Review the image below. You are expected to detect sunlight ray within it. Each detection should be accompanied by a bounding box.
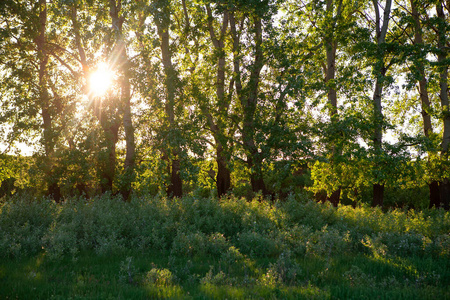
[89,62,113,97]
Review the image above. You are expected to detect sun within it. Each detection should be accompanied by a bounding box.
[89,63,113,97]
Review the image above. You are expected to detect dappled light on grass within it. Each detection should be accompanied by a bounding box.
[144,284,185,299]
[200,284,247,299]
[199,279,331,299]
[0,194,449,299]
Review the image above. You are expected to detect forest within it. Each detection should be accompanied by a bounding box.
[1,1,450,298]
[0,0,450,209]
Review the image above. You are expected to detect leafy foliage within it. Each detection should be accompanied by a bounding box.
[0,194,449,299]
[1,194,449,261]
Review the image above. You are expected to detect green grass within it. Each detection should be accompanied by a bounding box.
[1,194,449,299]
[1,251,448,299]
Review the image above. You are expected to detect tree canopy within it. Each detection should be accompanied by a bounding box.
[0,0,449,209]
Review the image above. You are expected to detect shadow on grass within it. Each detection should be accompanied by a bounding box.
[1,250,449,300]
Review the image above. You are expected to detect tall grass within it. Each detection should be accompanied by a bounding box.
[1,193,449,299]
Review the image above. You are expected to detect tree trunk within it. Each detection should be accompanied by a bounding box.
[410,0,433,137]
[372,183,384,207]
[246,152,269,197]
[251,176,268,197]
[372,75,384,152]
[216,145,231,198]
[411,0,438,208]
[436,1,450,210]
[71,5,121,196]
[325,0,342,115]
[440,180,450,210]
[248,156,269,197]
[315,190,327,203]
[37,0,61,202]
[99,125,119,193]
[371,0,392,207]
[109,0,136,201]
[167,159,182,198]
[372,76,385,207]
[324,0,343,206]
[205,6,232,197]
[121,76,135,200]
[328,188,341,207]
[230,13,268,196]
[429,181,441,208]
[155,4,183,198]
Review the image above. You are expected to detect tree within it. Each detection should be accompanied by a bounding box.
[229,1,279,197]
[202,2,233,197]
[0,0,74,200]
[287,0,373,205]
[2,0,448,207]
[322,0,343,204]
[36,0,62,200]
[140,0,187,198]
[69,2,117,193]
[435,0,450,210]
[109,0,136,200]
[369,0,392,207]
[404,0,441,207]
[67,0,138,197]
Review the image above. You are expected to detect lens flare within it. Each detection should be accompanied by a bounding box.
[89,63,112,97]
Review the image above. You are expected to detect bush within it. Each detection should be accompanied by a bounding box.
[144,266,176,286]
[235,230,282,258]
[171,231,207,257]
[265,250,302,285]
[306,225,352,257]
[0,193,449,263]
[0,197,55,257]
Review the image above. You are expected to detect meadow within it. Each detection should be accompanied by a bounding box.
[1,194,449,299]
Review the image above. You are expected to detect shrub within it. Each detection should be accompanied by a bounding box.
[282,197,337,230]
[205,233,230,256]
[306,225,352,257]
[170,231,207,257]
[200,267,229,286]
[361,234,388,259]
[265,250,302,285]
[218,246,253,277]
[0,197,55,257]
[380,232,425,257]
[235,230,282,258]
[434,234,450,258]
[118,256,138,284]
[1,193,449,263]
[42,220,80,260]
[277,224,312,256]
[144,266,176,286]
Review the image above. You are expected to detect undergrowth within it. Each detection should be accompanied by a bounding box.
[0,193,449,299]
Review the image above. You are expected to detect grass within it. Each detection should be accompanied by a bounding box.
[1,251,448,299]
[1,193,449,299]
